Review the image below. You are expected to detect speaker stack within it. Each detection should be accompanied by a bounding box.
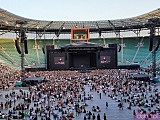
[15,38,21,54]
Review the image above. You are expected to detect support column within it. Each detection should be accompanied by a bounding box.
[121,37,124,63]
[20,28,25,83]
[148,18,157,78]
[16,20,27,83]
[152,50,156,77]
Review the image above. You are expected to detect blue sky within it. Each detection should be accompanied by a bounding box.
[0,0,160,21]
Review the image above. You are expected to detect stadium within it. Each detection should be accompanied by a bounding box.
[0,7,160,120]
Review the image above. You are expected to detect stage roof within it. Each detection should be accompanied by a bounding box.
[0,8,160,33]
[61,42,103,49]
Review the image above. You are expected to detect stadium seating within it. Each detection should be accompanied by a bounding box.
[55,39,70,48]
[0,39,21,69]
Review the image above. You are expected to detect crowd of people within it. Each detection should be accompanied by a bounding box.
[0,64,20,90]
[0,64,160,120]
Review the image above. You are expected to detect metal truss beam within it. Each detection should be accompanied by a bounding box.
[108,20,120,37]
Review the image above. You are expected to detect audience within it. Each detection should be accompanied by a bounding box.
[0,64,160,120]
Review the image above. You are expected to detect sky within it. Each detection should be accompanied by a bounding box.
[0,0,160,21]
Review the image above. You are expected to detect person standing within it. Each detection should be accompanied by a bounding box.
[106,102,108,109]
[104,113,107,120]
[84,115,87,120]
[97,113,100,120]
[92,113,96,120]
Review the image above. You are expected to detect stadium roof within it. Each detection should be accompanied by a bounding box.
[0,8,160,34]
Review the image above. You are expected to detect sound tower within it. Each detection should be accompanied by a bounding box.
[149,36,153,51]
[108,44,118,68]
[99,31,101,38]
[24,37,28,54]
[46,45,55,69]
[118,45,121,52]
[21,30,28,54]
[149,26,155,51]
[42,47,45,54]
[15,38,21,54]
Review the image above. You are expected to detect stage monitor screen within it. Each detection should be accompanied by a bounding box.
[54,57,65,65]
[71,28,90,40]
[100,56,111,64]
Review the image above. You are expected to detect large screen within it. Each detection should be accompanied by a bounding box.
[100,56,111,64]
[54,57,65,65]
[71,28,90,40]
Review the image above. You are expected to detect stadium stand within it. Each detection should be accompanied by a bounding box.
[0,36,159,70]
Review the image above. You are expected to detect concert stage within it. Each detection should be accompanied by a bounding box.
[25,42,141,71]
[46,42,117,70]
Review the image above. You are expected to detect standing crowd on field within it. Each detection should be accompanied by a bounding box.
[0,64,160,120]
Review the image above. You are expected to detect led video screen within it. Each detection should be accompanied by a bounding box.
[71,28,90,40]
